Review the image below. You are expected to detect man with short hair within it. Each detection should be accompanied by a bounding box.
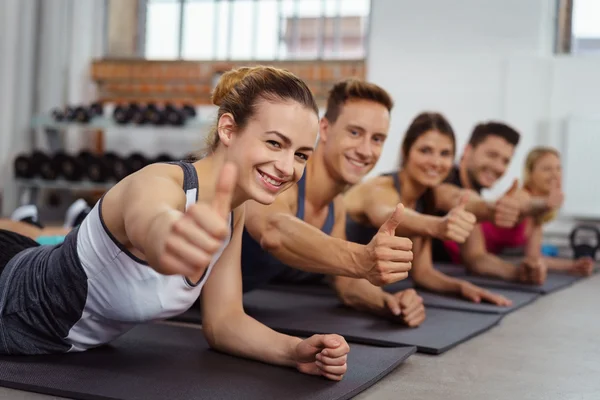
[241,79,426,327]
[431,121,550,284]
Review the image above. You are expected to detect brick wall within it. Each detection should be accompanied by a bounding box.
[90,59,366,106]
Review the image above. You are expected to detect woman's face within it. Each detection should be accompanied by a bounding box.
[404,130,454,188]
[529,153,561,194]
[225,99,318,205]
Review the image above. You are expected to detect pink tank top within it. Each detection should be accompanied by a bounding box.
[442,220,528,263]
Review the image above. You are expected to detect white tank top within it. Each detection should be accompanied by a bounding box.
[65,162,231,351]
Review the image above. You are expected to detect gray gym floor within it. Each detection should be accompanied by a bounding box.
[0,273,598,400]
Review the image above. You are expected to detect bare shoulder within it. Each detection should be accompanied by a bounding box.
[101,163,188,245]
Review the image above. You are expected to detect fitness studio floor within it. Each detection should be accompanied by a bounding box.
[1,271,597,400]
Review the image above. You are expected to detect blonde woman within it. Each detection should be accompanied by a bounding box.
[480,147,593,276]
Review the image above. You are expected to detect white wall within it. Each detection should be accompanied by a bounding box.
[366,0,600,236]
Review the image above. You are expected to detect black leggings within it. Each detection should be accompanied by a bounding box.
[0,229,39,274]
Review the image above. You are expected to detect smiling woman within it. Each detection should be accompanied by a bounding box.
[344,111,512,307]
[0,64,354,383]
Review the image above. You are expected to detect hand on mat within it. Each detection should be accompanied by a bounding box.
[363,204,413,286]
[459,281,513,306]
[157,162,237,276]
[517,257,547,285]
[384,289,426,327]
[436,192,476,243]
[493,179,521,228]
[569,257,594,277]
[295,334,349,381]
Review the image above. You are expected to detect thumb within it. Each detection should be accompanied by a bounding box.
[211,162,238,219]
[457,191,470,209]
[384,294,401,316]
[379,203,405,235]
[505,178,519,196]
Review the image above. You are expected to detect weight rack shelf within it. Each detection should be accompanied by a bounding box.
[15,179,115,191]
[31,115,212,131]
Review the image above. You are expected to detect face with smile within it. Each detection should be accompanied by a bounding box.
[222,99,318,204]
[320,99,390,185]
[404,130,455,187]
[463,135,516,189]
[528,152,562,194]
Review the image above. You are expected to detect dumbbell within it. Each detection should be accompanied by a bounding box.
[164,103,186,126]
[79,151,112,183]
[113,104,132,124]
[145,103,166,126]
[51,108,65,122]
[35,151,58,180]
[89,102,103,117]
[569,225,600,260]
[154,153,173,163]
[104,152,130,181]
[52,151,85,181]
[182,103,197,119]
[126,153,149,174]
[14,153,34,178]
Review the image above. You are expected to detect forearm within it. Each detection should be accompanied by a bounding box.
[332,276,387,315]
[204,309,301,367]
[464,253,519,281]
[465,200,495,223]
[543,257,575,271]
[262,213,363,278]
[523,197,550,217]
[412,268,463,295]
[394,209,441,238]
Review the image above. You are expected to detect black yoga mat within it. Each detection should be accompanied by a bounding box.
[458,271,584,294]
[242,290,502,355]
[409,289,539,314]
[0,323,415,400]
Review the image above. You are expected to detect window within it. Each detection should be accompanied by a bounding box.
[143,0,371,60]
[571,0,600,54]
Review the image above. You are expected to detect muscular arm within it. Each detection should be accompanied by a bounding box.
[202,206,302,367]
[359,183,442,238]
[460,225,520,280]
[106,164,187,271]
[434,184,494,222]
[244,192,365,278]
[410,236,464,295]
[526,219,580,272]
[329,206,389,315]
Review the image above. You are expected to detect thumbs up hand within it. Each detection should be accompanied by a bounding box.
[435,191,477,243]
[493,178,521,228]
[362,204,414,286]
[156,162,238,277]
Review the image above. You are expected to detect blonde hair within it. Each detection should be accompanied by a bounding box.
[203,65,318,154]
[523,146,561,224]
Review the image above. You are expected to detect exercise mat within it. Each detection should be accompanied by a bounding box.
[458,271,584,294]
[243,290,503,354]
[411,288,539,314]
[267,280,538,315]
[0,323,415,400]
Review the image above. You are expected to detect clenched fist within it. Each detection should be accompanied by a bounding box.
[516,257,548,285]
[295,334,350,381]
[383,288,426,327]
[568,257,594,277]
[436,192,477,243]
[157,162,237,277]
[362,204,413,286]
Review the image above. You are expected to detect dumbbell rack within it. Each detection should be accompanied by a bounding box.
[3,112,212,217]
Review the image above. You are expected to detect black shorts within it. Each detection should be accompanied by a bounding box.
[0,229,39,273]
